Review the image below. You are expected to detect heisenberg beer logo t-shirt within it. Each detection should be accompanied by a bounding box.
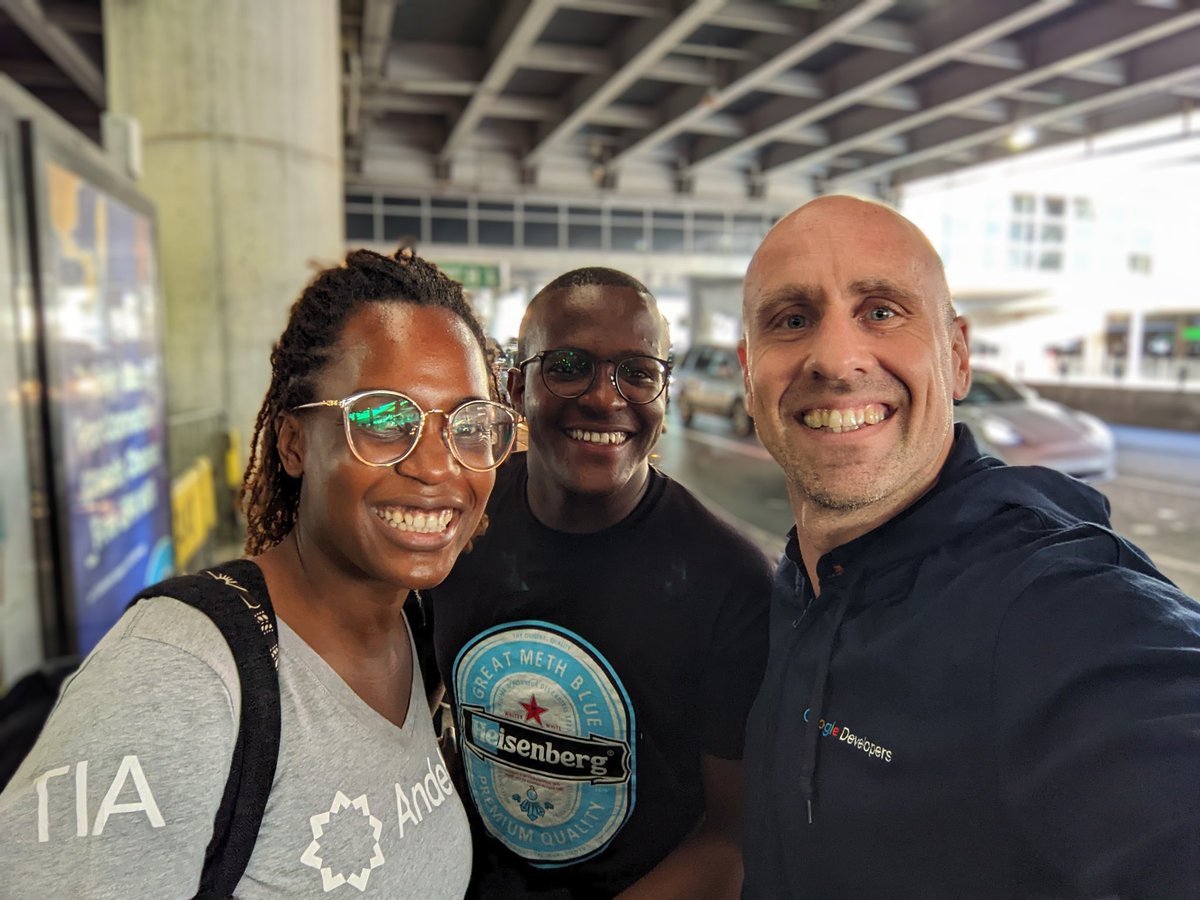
[454,621,635,866]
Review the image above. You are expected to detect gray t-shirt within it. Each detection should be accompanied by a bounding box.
[0,597,471,898]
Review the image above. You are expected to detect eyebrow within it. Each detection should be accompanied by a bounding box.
[750,284,824,325]
[847,278,921,305]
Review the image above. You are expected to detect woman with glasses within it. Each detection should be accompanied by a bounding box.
[0,247,516,897]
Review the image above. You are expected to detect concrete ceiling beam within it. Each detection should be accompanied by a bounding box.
[688,0,1075,176]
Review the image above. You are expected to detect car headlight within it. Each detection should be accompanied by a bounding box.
[980,415,1023,447]
[1073,411,1114,448]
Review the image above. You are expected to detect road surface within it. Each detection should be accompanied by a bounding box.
[653,415,1200,599]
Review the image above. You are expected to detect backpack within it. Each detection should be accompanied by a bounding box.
[0,657,80,789]
[0,558,280,900]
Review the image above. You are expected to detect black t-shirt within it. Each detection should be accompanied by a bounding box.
[428,453,772,898]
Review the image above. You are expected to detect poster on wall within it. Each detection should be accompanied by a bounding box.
[36,153,174,654]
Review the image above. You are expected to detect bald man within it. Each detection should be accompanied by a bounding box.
[738,196,1200,897]
[428,267,771,898]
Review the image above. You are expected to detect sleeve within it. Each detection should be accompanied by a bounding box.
[0,599,239,900]
[992,560,1200,898]
[700,543,774,760]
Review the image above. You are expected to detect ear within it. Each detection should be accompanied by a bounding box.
[950,316,971,401]
[507,367,527,413]
[277,412,306,478]
[737,338,755,411]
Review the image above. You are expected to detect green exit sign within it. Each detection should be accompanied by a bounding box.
[1182,326,1200,342]
[439,262,501,289]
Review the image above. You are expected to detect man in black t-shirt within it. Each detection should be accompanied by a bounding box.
[427,268,772,899]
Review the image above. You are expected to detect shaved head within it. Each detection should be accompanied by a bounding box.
[746,196,955,327]
[519,267,667,359]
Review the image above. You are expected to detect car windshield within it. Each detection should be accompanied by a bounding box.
[962,371,1028,405]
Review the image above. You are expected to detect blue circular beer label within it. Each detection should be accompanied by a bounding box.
[453,621,636,867]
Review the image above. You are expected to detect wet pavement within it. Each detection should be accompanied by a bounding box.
[652,413,1200,599]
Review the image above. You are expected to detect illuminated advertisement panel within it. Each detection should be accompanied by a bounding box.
[26,130,175,654]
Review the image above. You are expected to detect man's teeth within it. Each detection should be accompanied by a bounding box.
[376,508,454,534]
[802,405,888,433]
[567,429,628,445]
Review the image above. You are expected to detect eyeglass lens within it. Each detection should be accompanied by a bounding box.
[345,392,516,470]
[540,349,666,403]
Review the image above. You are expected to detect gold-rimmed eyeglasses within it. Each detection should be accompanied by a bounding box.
[292,390,518,472]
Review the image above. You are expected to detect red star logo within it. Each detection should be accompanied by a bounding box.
[521,694,548,725]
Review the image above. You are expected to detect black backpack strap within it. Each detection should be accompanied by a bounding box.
[131,558,280,899]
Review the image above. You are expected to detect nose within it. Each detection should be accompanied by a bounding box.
[576,362,627,410]
[803,313,871,383]
[394,411,458,481]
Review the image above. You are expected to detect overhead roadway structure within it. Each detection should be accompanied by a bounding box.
[339,0,1200,202]
[2,0,1198,204]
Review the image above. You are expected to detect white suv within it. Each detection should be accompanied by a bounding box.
[672,344,754,437]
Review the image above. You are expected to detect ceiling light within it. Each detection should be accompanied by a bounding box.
[1007,125,1039,151]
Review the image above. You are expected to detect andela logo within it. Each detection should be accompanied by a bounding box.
[803,708,894,763]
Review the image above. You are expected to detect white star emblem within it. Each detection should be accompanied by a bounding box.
[300,790,385,892]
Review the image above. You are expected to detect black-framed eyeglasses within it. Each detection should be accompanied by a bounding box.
[517,348,671,405]
[292,390,518,472]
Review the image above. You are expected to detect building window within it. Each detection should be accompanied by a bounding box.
[1129,253,1153,275]
[1038,250,1063,271]
[431,218,469,244]
[347,213,374,241]
[1011,193,1035,214]
[478,220,514,245]
[342,191,777,255]
[1040,223,1064,243]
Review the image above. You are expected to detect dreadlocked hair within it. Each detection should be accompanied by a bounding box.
[240,247,496,556]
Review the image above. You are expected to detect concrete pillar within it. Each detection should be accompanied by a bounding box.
[102,0,343,532]
[1126,309,1144,382]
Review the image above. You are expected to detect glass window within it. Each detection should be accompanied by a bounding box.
[383,196,421,208]
[1038,250,1062,271]
[1040,223,1064,243]
[731,232,761,253]
[432,198,468,210]
[383,215,421,243]
[524,221,558,248]
[1011,193,1035,214]
[568,224,602,249]
[1008,248,1033,269]
[1129,253,1153,275]
[347,193,374,205]
[569,206,602,218]
[347,213,374,241]
[479,220,515,246]
[693,230,726,253]
[431,217,469,244]
[1043,195,1065,216]
[524,204,558,217]
[478,201,513,213]
[611,226,645,252]
[653,228,685,252]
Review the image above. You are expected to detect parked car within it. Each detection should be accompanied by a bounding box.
[672,344,754,437]
[956,367,1116,482]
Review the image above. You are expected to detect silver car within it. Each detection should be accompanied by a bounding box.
[673,344,754,437]
[957,368,1116,483]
